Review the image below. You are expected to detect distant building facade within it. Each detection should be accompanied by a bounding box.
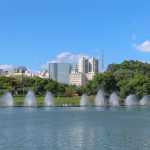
[78,57,89,73]
[69,57,99,87]
[69,72,96,87]
[24,70,34,77]
[69,72,86,87]
[48,63,71,84]
[78,57,99,73]
[88,57,99,73]
[0,69,3,76]
[12,66,27,75]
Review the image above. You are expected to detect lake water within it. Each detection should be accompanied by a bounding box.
[0,107,150,150]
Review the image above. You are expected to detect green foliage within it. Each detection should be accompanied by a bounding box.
[107,60,150,98]
[65,85,77,97]
[86,60,150,98]
[107,60,150,77]
[128,75,150,96]
[0,76,66,96]
[0,60,149,99]
[86,72,118,95]
[77,86,86,95]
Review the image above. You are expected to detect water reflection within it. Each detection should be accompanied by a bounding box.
[0,108,150,150]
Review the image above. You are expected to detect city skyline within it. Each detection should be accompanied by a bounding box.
[0,0,150,71]
[0,55,100,72]
[0,56,100,87]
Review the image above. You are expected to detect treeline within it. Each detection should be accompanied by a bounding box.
[0,60,149,98]
[86,60,150,98]
[0,76,84,97]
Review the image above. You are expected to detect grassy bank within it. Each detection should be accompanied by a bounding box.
[14,96,95,106]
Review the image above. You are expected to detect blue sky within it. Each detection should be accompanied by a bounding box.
[0,0,149,71]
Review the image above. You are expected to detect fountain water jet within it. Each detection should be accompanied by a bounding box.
[125,94,139,106]
[140,95,150,106]
[0,92,14,107]
[80,94,89,107]
[109,92,120,107]
[95,89,106,107]
[24,90,36,107]
[44,92,55,107]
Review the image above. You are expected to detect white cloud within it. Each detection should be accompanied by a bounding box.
[41,52,89,69]
[56,52,89,62]
[132,41,150,52]
[0,64,13,70]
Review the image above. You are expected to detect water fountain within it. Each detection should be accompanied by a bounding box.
[80,94,89,107]
[44,92,55,107]
[0,92,14,107]
[125,94,139,106]
[95,89,106,107]
[24,90,36,107]
[109,92,120,107]
[140,95,150,106]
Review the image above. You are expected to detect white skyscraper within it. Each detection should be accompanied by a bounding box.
[78,57,89,73]
[69,56,99,87]
[78,57,98,73]
[88,57,99,73]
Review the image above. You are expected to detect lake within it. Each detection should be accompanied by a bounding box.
[0,107,150,150]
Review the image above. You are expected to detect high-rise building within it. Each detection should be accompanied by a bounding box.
[48,63,71,84]
[49,63,57,81]
[69,57,99,86]
[88,57,99,73]
[78,57,89,73]
[75,64,78,73]
[78,57,99,73]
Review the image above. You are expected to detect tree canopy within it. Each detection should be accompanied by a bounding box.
[86,60,150,98]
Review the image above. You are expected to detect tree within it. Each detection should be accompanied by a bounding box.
[86,72,118,95]
[77,86,86,95]
[65,85,77,97]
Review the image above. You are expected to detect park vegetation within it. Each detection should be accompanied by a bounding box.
[0,60,149,99]
[86,60,150,98]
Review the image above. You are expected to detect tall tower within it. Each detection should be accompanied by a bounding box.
[78,57,89,73]
[88,57,99,73]
[48,63,71,84]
